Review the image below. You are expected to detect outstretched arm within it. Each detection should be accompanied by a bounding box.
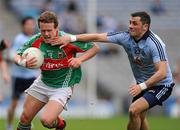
[75,33,108,42]
[68,43,100,68]
[51,33,108,47]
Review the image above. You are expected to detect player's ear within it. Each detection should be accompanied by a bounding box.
[143,23,149,31]
[53,24,58,36]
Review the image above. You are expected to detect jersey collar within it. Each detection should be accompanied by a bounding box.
[134,30,150,43]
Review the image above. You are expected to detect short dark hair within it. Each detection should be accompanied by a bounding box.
[21,16,34,26]
[38,11,58,28]
[0,39,7,51]
[131,11,151,25]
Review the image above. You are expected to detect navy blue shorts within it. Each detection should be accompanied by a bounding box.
[12,77,36,99]
[132,83,174,108]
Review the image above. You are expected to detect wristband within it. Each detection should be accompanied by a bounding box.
[139,82,147,90]
[70,35,77,42]
[17,59,27,67]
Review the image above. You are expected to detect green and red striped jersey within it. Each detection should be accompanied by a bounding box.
[17,31,93,88]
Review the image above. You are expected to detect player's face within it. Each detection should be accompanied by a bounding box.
[23,19,35,36]
[39,22,58,44]
[129,16,148,40]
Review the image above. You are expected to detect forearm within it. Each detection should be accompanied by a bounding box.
[75,33,108,42]
[139,61,167,90]
[145,70,166,88]
[79,43,99,62]
[0,60,8,74]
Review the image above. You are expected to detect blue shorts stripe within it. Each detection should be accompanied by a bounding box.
[156,87,168,99]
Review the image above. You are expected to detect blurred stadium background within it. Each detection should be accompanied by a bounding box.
[0,0,180,129]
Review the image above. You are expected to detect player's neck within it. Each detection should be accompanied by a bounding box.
[134,30,149,43]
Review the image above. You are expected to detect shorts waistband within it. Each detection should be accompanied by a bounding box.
[153,83,175,88]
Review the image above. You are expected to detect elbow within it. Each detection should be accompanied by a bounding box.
[161,70,167,80]
[162,73,167,79]
[96,45,100,53]
[93,43,100,53]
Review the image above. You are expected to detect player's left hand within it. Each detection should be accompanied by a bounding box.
[128,84,142,97]
[68,57,82,68]
[50,36,61,46]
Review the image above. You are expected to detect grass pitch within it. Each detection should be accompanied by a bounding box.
[0,115,179,130]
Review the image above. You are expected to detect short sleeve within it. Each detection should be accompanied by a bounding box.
[107,31,129,46]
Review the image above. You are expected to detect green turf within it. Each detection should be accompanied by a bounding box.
[0,115,179,130]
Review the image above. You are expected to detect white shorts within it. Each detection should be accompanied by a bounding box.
[25,77,73,108]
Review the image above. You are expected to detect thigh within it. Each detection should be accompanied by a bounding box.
[49,87,73,110]
[130,97,149,114]
[41,87,73,120]
[22,94,45,121]
[41,100,64,121]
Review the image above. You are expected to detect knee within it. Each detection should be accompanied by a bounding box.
[40,115,54,128]
[19,112,31,124]
[128,105,139,117]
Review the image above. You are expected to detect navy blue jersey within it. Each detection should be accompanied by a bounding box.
[107,30,173,86]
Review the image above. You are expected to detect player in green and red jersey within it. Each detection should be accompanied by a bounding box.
[13,11,99,130]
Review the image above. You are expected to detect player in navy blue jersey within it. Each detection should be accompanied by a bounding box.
[55,11,174,130]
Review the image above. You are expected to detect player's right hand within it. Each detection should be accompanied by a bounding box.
[51,35,71,48]
[18,53,37,68]
[68,57,82,68]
